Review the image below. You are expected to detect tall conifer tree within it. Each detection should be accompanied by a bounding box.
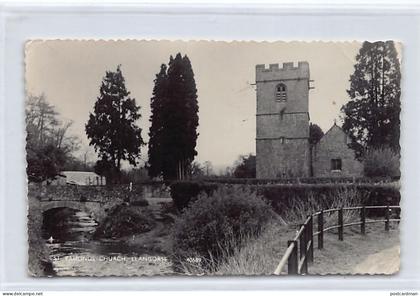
[86,65,144,183]
[148,64,168,178]
[148,53,199,180]
[341,41,401,157]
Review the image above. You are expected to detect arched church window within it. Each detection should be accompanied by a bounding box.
[276,83,287,102]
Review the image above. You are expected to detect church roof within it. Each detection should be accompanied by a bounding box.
[317,121,352,145]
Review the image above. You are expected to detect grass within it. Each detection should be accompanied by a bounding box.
[214,222,296,275]
[195,219,399,276]
[175,221,297,275]
[310,222,399,275]
[175,186,400,276]
[282,187,362,226]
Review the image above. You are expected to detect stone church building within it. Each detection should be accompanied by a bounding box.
[255,61,363,178]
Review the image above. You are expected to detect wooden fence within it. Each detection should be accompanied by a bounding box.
[273,205,401,275]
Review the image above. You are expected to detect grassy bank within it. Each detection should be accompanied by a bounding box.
[181,219,399,275]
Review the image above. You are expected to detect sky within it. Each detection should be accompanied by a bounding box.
[26,40,373,171]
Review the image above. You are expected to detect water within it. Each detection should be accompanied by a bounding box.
[42,208,173,276]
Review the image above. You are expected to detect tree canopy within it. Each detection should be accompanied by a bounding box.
[86,65,144,183]
[233,154,256,178]
[25,94,79,182]
[341,41,401,157]
[148,53,199,180]
[309,123,324,146]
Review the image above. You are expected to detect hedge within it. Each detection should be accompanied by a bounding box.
[199,176,399,185]
[170,181,400,216]
[256,183,400,217]
[170,181,219,210]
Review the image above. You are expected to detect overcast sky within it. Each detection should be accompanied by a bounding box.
[26,40,385,171]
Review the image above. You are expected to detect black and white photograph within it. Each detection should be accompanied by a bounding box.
[25,40,401,277]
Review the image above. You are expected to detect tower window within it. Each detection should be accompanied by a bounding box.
[331,159,342,171]
[276,83,287,102]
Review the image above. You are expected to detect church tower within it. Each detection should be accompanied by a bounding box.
[255,62,311,178]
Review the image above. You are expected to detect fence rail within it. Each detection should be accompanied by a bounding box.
[273,205,401,275]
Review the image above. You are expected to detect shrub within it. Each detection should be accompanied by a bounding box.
[172,186,275,266]
[364,147,400,178]
[94,204,155,238]
[170,181,218,210]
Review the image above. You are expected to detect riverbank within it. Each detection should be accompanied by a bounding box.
[28,182,177,276]
[123,197,175,255]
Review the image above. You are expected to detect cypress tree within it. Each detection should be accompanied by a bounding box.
[148,53,199,180]
[148,64,168,178]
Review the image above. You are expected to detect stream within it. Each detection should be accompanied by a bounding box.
[42,208,173,276]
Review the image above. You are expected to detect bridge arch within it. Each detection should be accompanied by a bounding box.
[40,200,107,223]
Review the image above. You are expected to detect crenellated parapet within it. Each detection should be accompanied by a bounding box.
[256,61,310,82]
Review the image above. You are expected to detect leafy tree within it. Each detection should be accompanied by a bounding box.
[190,161,205,178]
[25,94,79,182]
[341,41,401,157]
[148,53,199,180]
[203,161,214,176]
[309,123,324,177]
[309,123,324,146]
[233,154,256,178]
[26,143,67,183]
[86,65,145,183]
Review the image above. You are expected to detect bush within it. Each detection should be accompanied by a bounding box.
[172,186,275,266]
[364,147,400,178]
[94,204,155,238]
[170,181,218,210]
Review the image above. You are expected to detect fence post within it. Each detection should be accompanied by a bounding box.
[299,225,308,274]
[287,240,298,275]
[361,206,366,235]
[338,208,344,241]
[308,216,314,263]
[318,210,324,249]
[385,205,390,231]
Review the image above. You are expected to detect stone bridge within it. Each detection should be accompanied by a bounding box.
[31,182,170,224]
[40,199,109,223]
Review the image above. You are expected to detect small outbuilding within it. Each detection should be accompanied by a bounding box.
[312,123,363,178]
[51,171,106,186]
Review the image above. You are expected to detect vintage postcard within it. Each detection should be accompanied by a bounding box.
[26,40,401,276]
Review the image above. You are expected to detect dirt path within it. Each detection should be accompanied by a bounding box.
[309,223,400,275]
[353,245,399,274]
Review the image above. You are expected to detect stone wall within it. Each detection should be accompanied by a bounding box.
[33,182,170,202]
[313,125,363,177]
